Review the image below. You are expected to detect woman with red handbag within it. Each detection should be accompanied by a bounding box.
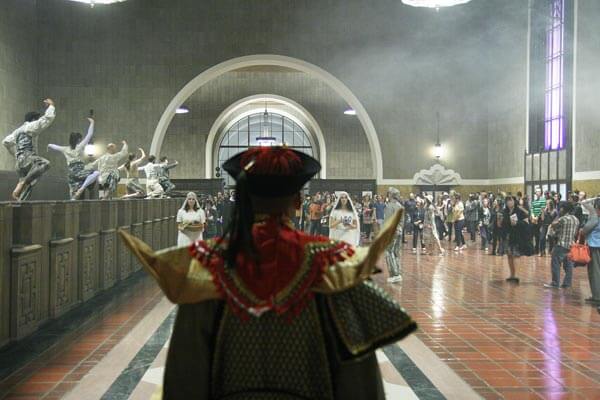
[582,197,600,304]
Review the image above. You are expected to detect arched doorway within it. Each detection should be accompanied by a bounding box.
[215,111,316,187]
[205,94,327,179]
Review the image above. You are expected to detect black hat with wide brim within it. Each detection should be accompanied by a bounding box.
[222,148,321,198]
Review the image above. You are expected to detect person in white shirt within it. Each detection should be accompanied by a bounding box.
[47,117,100,199]
[88,141,128,199]
[176,192,206,246]
[2,98,56,201]
[140,155,165,198]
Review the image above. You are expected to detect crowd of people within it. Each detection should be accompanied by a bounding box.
[2,100,179,201]
[294,187,600,305]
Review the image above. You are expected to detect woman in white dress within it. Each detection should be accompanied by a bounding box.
[423,195,445,255]
[176,192,206,246]
[329,191,361,246]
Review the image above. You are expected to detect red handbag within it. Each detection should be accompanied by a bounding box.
[569,232,591,266]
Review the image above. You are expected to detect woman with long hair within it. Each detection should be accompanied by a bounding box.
[47,117,99,199]
[539,199,558,256]
[329,191,360,246]
[118,148,146,198]
[176,192,206,246]
[502,195,532,283]
[423,195,445,255]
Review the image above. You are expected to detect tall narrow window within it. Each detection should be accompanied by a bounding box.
[545,0,565,150]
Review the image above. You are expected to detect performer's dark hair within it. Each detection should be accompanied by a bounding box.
[69,132,82,149]
[335,195,355,212]
[24,112,41,122]
[124,153,135,170]
[160,156,168,162]
[148,155,156,162]
[222,170,258,269]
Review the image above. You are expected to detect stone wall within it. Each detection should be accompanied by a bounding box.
[6,0,529,183]
[0,198,179,347]
[0,0,38,171]
[574,0,600,176]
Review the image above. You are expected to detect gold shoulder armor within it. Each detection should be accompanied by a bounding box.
[314,209,403,293]
[118,230,221,304]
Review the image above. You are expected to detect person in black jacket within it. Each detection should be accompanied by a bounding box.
[411,197,427,254]
[502,196,532,283]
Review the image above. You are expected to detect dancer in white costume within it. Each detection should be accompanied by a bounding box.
[328,191,360,246]
[3,99,56,201]
[88,141,128,199]
[141,155,165,198]
[423,194,445,255]
[47,117,99,199]
[176,192,206,246]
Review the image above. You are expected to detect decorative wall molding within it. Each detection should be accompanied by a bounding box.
[379,175,525,186]
[412,164,462,186]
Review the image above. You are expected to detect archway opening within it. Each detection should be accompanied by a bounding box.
[151,55,382,181]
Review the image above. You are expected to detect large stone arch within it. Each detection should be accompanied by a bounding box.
[150,54,382,181]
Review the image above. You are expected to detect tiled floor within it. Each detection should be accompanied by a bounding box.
[0,275,163,400]
[1,234,600,399]
[378,237,600,399]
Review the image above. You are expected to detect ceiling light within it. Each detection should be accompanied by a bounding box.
[175,106,190,114]
[344,109,357,116]
[401,0,472,9]
[66,0,127,6]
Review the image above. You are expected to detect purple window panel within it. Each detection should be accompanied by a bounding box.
[544,0,565,150]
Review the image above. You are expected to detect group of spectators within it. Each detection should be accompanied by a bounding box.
[401,188,600,306]
[299,191,385,241]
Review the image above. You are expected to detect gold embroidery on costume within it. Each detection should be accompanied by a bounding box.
[118,230,220,304]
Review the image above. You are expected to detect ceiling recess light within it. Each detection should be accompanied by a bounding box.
[67,0,128,6]
[344,109,357,116]
[175,106,190,114]
[401,0,472,8]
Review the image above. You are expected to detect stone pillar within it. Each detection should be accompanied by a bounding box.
[0,203,13,346]
[170,198,178,246]
[153,200,162,250]
[49,201,81,318]
[78,200,101,301]
[10,244,44,340]
[117,200,132,280]
[160,199,171,248]
[131,199,144,272]
[12,202,53,324]
[143,200,154,251]
[99,200,118,290]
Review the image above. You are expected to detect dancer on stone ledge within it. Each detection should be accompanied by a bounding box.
[120,146,415,400]
[158,156,178,195]
[2,98,56,201]
[141,155,165,198]
[88,141,128,199]
[118,148,146,198]
[47,116,100,199]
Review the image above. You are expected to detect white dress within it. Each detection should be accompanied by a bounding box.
[176,208,206,246]
[329,209,360,246]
